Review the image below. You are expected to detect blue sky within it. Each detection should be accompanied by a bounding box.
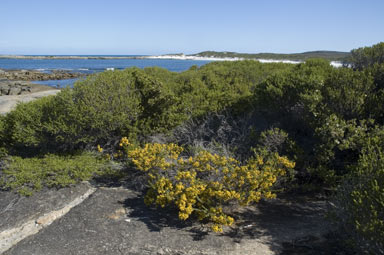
[1,0,383,55]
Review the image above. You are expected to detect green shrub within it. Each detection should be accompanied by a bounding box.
[171,61,291,118]
[366,63,384,124]
[332,139,384,253]
[2,96,56,154]
[0,152,110,196]
[349,42,384,70]
[252,57,382,187]
[1,61,294,155]
[0,114,4,139]
[49,69,181,147]
[321,68,374,120]
[0,115,7,157]
[2,68,186,152]
[255,59,331,116]
[256,128,298,156]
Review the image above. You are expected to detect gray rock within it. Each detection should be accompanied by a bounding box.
[0,85,10,95]
[20,86,31,93]
[0,81,37,96]
[2,186,331,255]
[8,87,21,95]
[19,90,30,95]
[0,183,93,233]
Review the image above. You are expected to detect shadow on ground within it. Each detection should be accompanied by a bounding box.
[91,167,332,254]
[119,186,330,254]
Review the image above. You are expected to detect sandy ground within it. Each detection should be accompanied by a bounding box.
[0,85,59,114]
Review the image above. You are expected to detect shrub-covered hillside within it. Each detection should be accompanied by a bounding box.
[1,42,383,253]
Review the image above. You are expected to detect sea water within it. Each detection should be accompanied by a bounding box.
[0,56,212,87]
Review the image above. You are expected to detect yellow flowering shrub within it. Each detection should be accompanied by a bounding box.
[116,137,295,232]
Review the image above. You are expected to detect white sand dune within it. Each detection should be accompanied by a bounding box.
[145,54,343,67]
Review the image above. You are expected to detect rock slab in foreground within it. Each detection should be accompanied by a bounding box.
[0,183,96,253]
[3,186,330,255]
[0,183,92,233]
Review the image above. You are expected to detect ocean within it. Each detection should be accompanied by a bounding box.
[0,57,212,87]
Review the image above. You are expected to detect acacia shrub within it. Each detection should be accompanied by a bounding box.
[113,137,295,232]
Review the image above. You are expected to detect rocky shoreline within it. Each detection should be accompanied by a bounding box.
[0,69,85,81]
[0,69,76,113]
[0,89,60,114]
[0,68,85,99]
[0,81,32,96]
[0,79,59,95]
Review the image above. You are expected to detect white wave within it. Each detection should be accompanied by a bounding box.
[330,61,343,68]
[52,68,73,71]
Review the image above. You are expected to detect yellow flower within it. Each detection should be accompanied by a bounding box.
[179,212,189,220]
[211,224,223,232]
[97,145,103,153]
[192,161,200,168]
[126,141,295,233]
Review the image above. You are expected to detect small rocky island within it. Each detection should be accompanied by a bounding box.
[0,69,85,81]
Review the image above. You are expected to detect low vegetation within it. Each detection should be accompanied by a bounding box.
[0,42,383,252]
[0,152,110,196]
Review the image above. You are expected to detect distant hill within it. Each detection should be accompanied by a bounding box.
[193,50,350,61]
